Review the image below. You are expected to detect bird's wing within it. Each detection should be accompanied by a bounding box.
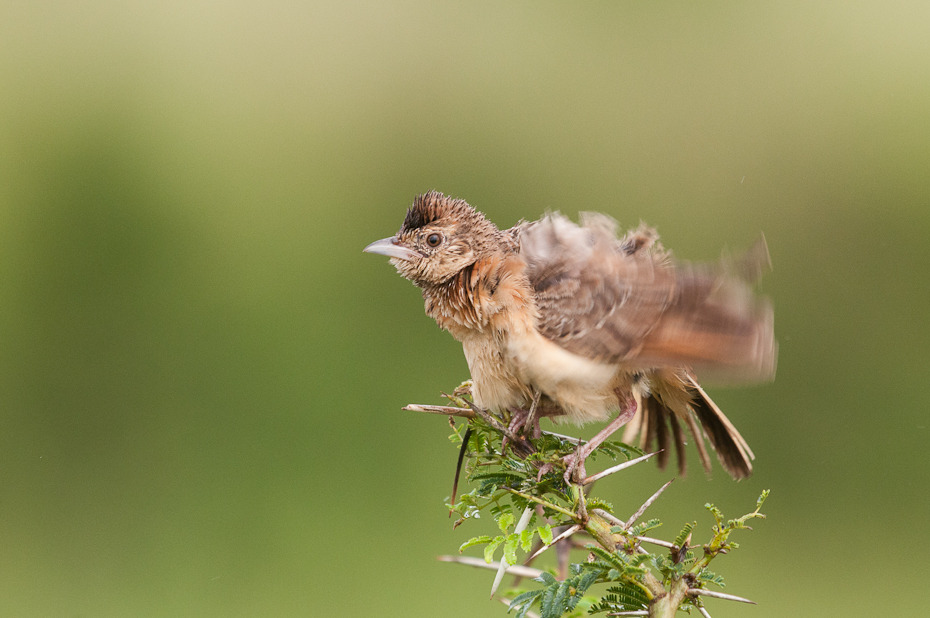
[516,213,776,384]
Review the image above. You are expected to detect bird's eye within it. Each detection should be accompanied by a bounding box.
[426,233,442,247]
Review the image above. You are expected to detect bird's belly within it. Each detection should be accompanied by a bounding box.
[461,331,624,424]
[506,331,620,424]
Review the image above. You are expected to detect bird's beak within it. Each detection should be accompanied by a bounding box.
[363,237,419,261]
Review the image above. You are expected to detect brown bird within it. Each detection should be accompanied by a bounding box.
[364,191,775,481]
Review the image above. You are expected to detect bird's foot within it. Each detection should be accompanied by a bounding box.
[498,408,536,457]
[500,407,542,456]
[536,462,554,482]
[561,448,589,484]
[507,407,542,440]
[452,380,473,397]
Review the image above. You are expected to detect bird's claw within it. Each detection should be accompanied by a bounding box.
[536,462,554,482]
[500,408,537,455]
[508,407,542,440]
[561,451,587,484]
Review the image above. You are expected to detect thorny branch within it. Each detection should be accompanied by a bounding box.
[406,394,769,617]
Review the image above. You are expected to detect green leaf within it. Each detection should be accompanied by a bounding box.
[458,535,492,552]
[705,503,724,527]
[431,379,770,617]
[473,473,523,495]
[503,535,519,565]
[536,572,558,586]
[673,522,695,549]
[756,489,770,510]
[520,528,534,552]
[590,582,651,613]
[697,569,726,587]
[629,518,663,536]
[576,569,600,594]
[597,440,645,460]
[508,589,543,618]
[484,536,504,563]
[539,580,559,618]
[549,580,570,616]
[586,497,614,512]
[498,511,515,533]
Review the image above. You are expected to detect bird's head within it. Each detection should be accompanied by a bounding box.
[364,191,501,286]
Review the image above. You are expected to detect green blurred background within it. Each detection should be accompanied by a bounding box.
[1,2,928,616]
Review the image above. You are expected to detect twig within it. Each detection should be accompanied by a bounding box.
[436,555,543,579]
[443,393,522,444]
[404,402,584,445]
[591,508,624,527]
[403,403,476,418]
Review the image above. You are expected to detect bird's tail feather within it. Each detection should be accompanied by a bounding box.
[685,376,754,479]
[623,375,754,480]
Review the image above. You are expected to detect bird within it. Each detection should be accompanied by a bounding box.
[364,191,776,482]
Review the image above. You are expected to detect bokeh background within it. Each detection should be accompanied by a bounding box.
[2,2,928,616]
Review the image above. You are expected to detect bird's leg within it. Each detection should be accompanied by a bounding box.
[507,390,543,438]
[524,389,543,439]
[562,391,641,483]
[502,390,543,456]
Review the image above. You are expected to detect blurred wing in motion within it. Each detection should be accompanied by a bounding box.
[518,212,776,384]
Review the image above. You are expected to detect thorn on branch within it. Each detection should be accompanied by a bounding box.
[526,524,583,561]
[688,588,756,604]
[634,535,677,549]
[582,450,660,485]
[436,555,543,579]
[403,403,476,418]
[625,478,674,529]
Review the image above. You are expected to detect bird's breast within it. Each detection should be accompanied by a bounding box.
[460,332,533,412]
